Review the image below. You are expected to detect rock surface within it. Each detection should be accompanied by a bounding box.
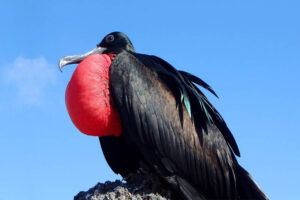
[74,174,179,200]
[74,180,168,200]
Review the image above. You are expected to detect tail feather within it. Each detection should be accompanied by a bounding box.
[236,165,268,200]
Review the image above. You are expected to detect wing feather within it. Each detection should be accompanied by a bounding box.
[110,51,238,199]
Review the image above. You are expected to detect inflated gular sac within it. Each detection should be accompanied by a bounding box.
[65,54,122,137]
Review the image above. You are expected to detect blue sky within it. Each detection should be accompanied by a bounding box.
[0,1,299,199]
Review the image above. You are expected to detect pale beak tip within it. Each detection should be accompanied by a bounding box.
[58,57,66,72]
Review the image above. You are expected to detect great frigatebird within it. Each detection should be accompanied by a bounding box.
[59,32,268,200]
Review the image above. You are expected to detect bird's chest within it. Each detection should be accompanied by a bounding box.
[65,54,122,137]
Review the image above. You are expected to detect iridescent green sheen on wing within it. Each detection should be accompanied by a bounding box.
[134,53,240,156]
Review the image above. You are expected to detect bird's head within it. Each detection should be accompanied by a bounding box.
[59,32,134,71]
[98,32,135,54]
[58,32,132,137]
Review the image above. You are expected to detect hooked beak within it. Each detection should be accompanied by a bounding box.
[58,47,106,72]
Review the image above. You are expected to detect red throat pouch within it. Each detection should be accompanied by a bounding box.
[65,54,122,137]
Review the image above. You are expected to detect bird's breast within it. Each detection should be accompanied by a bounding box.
[65,54,122,137]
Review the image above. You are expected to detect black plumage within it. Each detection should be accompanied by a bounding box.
[60,32,268,200]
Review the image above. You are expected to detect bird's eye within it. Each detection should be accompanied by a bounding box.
[106,35,115,43]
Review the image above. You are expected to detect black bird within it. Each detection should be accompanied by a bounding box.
[59,32,268,200]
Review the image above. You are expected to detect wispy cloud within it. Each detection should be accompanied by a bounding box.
[2,57,57,106]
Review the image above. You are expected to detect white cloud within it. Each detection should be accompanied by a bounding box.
[2,57,57,106]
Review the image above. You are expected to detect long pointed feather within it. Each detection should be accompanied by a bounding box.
[179,71,219,98]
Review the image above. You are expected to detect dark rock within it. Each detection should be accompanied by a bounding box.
[74,173,180,200]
